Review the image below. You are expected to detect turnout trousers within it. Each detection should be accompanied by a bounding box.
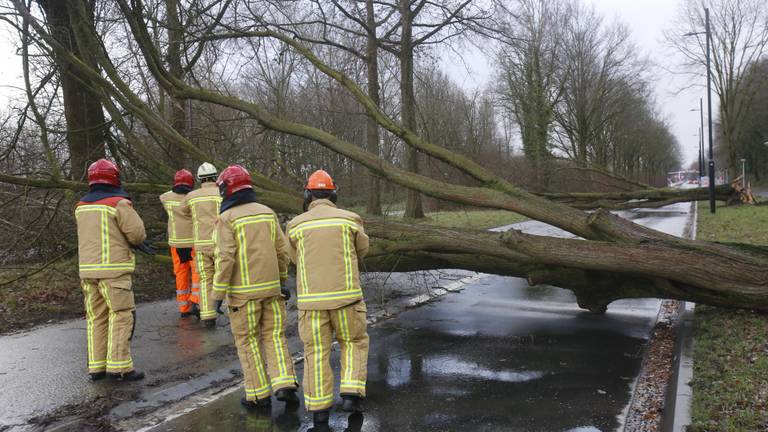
[229,296,298,401]
[298,300,369,412]
[170,247,200,313]
[81,274,136,374]
[194,250,217,320]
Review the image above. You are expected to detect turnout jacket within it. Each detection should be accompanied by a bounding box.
[75,197,146,279]
[286,199,369,310]
[159,191,194,248]
[212,202,290,307]
[181,182,221,254]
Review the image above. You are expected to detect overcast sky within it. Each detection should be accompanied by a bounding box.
[0,0,706,168]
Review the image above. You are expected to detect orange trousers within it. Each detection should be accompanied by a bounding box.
[171,247,200,313]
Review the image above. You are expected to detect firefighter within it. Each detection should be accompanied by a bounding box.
[212,165,299,409]
[159,169,201,318]
[76,159,150,381]
[181,162,221,328]
[286,170,370,429]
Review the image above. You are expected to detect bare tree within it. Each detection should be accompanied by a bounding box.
[665,0,768,170]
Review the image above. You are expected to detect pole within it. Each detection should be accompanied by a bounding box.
[699,98,705,179]
[741,158,746,189]
[705,7,716,213]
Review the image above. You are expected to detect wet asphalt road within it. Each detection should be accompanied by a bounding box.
[145,203,694,432]
[0,203,693,432]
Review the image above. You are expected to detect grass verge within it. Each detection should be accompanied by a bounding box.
[689,202,768,431]
[0,255,173,334]
[414,209,527,230]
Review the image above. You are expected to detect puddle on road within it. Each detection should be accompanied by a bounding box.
[149,277,658,432]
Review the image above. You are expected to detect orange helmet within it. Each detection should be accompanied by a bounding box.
[306,170,336,190]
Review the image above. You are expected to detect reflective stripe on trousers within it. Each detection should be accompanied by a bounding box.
[298,301,370,411]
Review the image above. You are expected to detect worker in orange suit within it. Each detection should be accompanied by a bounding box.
[76,159,153,382]
[160,169,201,318]
[286,170,370,431]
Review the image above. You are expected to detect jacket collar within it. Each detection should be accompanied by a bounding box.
[308,199,337,210]
[201,181,217,189]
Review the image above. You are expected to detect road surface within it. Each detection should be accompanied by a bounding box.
[0,203,694,431]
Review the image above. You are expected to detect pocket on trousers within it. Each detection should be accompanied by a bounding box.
[106,277,135,312]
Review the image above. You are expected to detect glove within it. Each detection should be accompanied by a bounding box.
[176,247,193,263]
[280,286,291,301]
[134,241,157,255]
[215,300,224,315]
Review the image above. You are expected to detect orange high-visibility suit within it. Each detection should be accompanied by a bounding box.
[286,199,370,412]
[160,190,200,313]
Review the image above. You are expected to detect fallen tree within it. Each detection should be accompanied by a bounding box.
[5,0,768,313]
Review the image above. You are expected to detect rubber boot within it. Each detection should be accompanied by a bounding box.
[190,303,201,319]
[180,311,191,318]
[313,410,331,432]
[108,370,145,382]
[241,396,271,411]
[275,388,300,405]
[89,371,106,381]
[341,395,363,413]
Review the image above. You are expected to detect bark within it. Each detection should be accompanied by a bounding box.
[11,0,768,315]
[40,0,106,181]
[400,0,424,219]
[365,0,382,216]
[164,0,190,168]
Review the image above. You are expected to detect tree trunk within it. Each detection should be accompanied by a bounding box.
[165,0,189,168]
[41,0,106,181]
[400,0,424,219]
[365,0,382,216]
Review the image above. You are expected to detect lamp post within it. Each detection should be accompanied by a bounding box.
[684,7,716,213]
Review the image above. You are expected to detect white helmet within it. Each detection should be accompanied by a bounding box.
[197,162,217,180]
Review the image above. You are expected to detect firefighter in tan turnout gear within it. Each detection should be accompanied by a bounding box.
[159,169,201,318]
[286,170,370,430]
[181,162,221,327]
[212,165,300,409]
[76,159,152,382]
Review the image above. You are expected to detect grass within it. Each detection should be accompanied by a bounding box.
[689,201,768,432]
[0,255,173,334]
[414,209,527,230]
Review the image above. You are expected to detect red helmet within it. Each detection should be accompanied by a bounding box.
[173,169,194,187]
[306,170,336,190]
[87,159,121,187]
[216,165,253,197]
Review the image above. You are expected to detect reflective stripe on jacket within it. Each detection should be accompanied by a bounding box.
[286,199,369,310]
[181,182,221,253]
[212,202,290,306]
[76,197,146,279]
[159,191,193,247]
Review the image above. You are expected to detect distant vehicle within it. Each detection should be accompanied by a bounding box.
[700,176,710,187]
[667,170,699,188]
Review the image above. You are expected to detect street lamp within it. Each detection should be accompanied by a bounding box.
[684,7,716,213]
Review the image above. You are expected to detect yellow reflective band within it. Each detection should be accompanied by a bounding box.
[227,281,281,293]
[271,376,297,386]
[75,205,117,216]
[245,384,271,397]
[247,301,268,385]
[197,255,209,316]
[188,196,222,205]
[88,360,106,367]
[339,308,353,383]
[107,359,133,366]
[99,282,114,367]
[297,232,309,294]
[311,310,322,398]
[342,225,353,291]
[231,214,274,229]
[288,218,360,238]
[270,298,288,378]
[298,289,363,303]
[236,225,249,286]
[212,283,228,292]
[83,282,96,366]
[80,262,135,270]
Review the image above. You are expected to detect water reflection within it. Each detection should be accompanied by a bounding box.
[423,355,547,383]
